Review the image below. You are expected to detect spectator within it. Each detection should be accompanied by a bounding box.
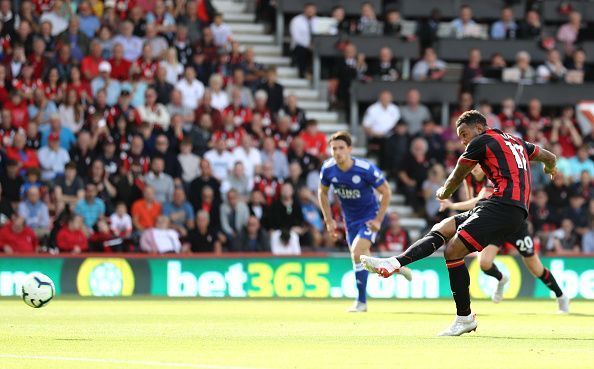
[370,47,399,82]
[176,65,205,110]
[0,161,22,205]
[286,161,306,193]
[7,130,40,175]
[0,182,14,223]
[137,87,170,130]
[557,11,583,56]
[416,8,441,49]
[582,219,594,254]
[565,49,593,83]
[279,94,306,133]
[362,90,400,154]
[548,107,582,158]
[38,131,70,181]
[220,188,250,244]
[253,90,274,128]
[18,186,50,240]
[140,215,182,253]
[91,61,121,106]
[490,6,517,40]
[59,89,85,133]
[188,159,222,211]
[423,163,446,221]
[562,191,588,236]
[289,3,317,78]
[233,135,262,181]
[163,187,195,237]
[0,214,37,253]
[40,0,69,36]
[242,47,266,89]
[547,218,581,256]
[81,40,104,82]
[108,43,132,82]
[546,172,570,215]
[461,48,483,91]
[567,146,594,180]
[398,137,431,214]
[287,137,319,182]
[253,161,283,206]
[298,187,323,248]
[537,49,567,83]
[270,228,301,255]
[378,212,410,253]
[358,2,382,35]
[400,89,432,136]
[247,190,266,221]
[78,1,100,38]
[197,185,221,233]
[384,9,404,37]
[204,137,234,182]
[208,73,229,111]
[28,89,58,126]
[231,215,270,252]
[418,119,445,161]
[498,98,528,134]
[299,119,327,160]
[334,43,358,108]
[109,202,133,240]
[222,161,253,199]
[75,183,106,230]
[178,138,201,185]
[112,21,143,62]
[263,182,304,231]
[143,157,175,204]
[516,9,542,40]
[530,190,558,234]
[257,68,284,114]
[451,4,477,38]
[210,13,233,48]
[224,88,253,127]
[167,90,194,127]
[186,210,223,253]
[381,121,410,174]
[177,2,203,43]
[131,186,162,232]
[56,215,88,253]
[571,171,594,200]
[260,136,289,180]
[194,90,223,131]
[412,47,446,81]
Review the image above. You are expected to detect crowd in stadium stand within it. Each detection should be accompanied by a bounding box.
[0,0,592,256]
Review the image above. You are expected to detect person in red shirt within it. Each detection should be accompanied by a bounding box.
[133,44,158,83]
[299,119,327,160]
[67,66,93,103]
[253,161,282,206]
[109,43,132,81]
[81,40,104,82]
[12,63,44,103]
[213,114,245,151]
[223,88,253,127]
[378,212,410,253]
[56,215,88,253]
[6,130,39,173]
[28,38,49,80]
[195,91,223,131]
[43,67,65,103]
[253,90,274,128]
[0,214,38,253]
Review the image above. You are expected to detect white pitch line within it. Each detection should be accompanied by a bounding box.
[0,354,274,369]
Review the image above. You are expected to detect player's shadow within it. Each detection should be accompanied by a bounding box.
[389,312,484,317]
[479,336,594,341]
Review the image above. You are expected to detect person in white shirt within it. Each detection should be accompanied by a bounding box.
[39,0,68,36]
[38,132,70,181]
[233,135,262,181]
[290,3,317,78]
[270,228,301,255]
[536,49,567,83]
[137,87,171,130]
[363,90,400,137]
[412,47,446,81]
[175,66,205,110]
[208,73,229,111]
[210,13,233,48]
[160,48,184,85]
[140,216,182,253]
[451,4,477,38]
[178,138,201,185]
[204,138,234,182]
[112,21,143,62]
[109,202,133,239]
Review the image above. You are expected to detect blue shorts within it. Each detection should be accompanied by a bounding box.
[346,222,378,249]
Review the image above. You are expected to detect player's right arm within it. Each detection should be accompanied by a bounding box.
[318,184,337,241]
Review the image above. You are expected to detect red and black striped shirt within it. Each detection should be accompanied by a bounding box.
[459,129,539,212]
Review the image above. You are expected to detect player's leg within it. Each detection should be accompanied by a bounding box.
[520,251,569,313]
[479,245,509,303]
[361,215,457,277]
[439,235,478,336]
[349,234,372,312]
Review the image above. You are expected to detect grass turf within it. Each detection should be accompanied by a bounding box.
[0,298,592,369]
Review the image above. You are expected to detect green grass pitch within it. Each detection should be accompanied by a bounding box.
[0,298,592,369]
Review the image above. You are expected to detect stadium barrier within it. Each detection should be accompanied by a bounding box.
[0,255,593,299]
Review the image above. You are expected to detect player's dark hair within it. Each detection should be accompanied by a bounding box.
[328,131,352,147]
[456,110,487,128]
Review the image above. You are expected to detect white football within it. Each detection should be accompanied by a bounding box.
[21,273,55,308]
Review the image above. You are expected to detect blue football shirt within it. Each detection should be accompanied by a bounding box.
[320,157,386,230]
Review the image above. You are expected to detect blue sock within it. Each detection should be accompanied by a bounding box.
[354,263,368,304]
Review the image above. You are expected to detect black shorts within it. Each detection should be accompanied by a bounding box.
[453,200,527,254]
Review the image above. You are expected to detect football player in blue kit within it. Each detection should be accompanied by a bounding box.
[318,131,412,312]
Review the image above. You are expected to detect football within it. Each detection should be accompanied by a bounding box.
[21,273,55,308]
